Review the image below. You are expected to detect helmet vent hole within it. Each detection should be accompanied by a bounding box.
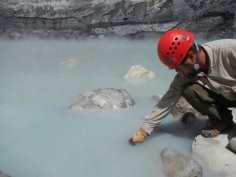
[166,52,170,55]
[172,52,175,54]
[169,47,172,50]
[174,46,177,50]
[175,37,178,40]
[177,42,180,45]
[172,42,175,45]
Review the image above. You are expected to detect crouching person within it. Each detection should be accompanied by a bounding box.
[130,29,236,145]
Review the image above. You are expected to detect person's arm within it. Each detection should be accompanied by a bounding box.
[129,73,189,145]
[141,88,182,135]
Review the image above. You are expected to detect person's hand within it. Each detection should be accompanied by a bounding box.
[129,128,149,145]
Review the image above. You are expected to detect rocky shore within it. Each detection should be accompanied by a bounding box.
[0,0,235,39]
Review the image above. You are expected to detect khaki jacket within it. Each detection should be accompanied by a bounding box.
[142,39,236,134]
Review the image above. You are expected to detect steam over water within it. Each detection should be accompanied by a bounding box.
[0,38,220,177]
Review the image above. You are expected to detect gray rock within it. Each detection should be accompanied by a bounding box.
[160,148,203,177]
[229,137,236,153]
[68,88,135,110]
[0,170,11,177]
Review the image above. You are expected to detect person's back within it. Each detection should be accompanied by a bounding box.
[200,39,236,101]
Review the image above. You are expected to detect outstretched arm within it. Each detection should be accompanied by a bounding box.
[129,73,190,145]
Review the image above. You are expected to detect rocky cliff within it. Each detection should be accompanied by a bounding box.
[0,0,235,39]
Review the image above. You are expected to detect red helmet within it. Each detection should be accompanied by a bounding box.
[157,29,194,69]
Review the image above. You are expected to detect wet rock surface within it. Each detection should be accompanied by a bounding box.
[0,0,235,39]
[160,147,203,177]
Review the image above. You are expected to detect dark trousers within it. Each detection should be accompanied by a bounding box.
[182,82,236,122]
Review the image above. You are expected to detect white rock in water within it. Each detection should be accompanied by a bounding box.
[124,65,155,84]
[60,58,80,66]
[68,88,135,110]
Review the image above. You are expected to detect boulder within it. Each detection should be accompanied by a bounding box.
[160,148,203,177]
[68,88,135,110]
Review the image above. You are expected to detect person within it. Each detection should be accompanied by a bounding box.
[129,29,236,145]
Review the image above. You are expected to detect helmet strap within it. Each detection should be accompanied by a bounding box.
[193,42,200,71]
[183,42,201,80]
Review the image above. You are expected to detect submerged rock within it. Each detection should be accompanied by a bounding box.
[160,148,203,177]
[0,171,11,177]
[68,88,135,110]
[60,58,80,66]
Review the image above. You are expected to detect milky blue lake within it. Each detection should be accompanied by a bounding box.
[0,38,221,177]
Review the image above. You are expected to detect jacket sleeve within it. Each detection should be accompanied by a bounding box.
[141,73,189,134]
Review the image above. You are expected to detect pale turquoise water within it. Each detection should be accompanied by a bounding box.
[0,38,218,177]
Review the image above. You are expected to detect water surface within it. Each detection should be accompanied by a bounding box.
[0,38,219,177]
